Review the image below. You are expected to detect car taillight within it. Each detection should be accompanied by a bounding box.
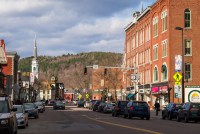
[130,106,133,110]
[189,105,193,111]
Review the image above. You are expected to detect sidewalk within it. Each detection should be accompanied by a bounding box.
[150,110,162,119]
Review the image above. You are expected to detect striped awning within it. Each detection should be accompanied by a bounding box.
[0,46,7,65]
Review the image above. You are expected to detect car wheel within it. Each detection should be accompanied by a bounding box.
[168,114,172,120]
[114,112,118,117]
[162,115,166,120]
[128,113,131,119]
[146,117,150,120]
[184,116,189,123]
[141,117,144,120]
[123,113,127,118]
[177,115,181,122]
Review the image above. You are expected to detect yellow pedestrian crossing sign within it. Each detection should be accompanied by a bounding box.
[175,81,181,85]
[86,94,89,99]
[173,72,182,82]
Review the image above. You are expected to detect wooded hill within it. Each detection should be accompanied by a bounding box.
[19,52,123,89]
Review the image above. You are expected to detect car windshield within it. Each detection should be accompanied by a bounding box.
[35,102,43,106]
[119,101,127,106]
[133,102,148,107]
[0,101,9,113]
[24,103,35,109]
[192,103,200,108]
[56,101,63,105]
[14,105,23,113]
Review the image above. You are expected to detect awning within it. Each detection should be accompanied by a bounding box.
[127,94,135,99]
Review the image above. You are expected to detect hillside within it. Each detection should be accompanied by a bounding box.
[19,52,123,89]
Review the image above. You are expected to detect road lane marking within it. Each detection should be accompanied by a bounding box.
[83,115,163,134]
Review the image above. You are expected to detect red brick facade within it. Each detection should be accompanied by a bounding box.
[124,0,200,106]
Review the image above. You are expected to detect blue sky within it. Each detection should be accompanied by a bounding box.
[0,0,156,58]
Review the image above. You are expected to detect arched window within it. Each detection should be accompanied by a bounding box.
[161,65,167,81]
[184,9,191,28]
[154,67,158,82]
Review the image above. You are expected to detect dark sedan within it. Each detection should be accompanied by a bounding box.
[162,103,182,120]
[23,103,39,119]
[53,101,65,110]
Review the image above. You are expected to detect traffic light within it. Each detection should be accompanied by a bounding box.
[84,67,87,75]
[104,68,107,75]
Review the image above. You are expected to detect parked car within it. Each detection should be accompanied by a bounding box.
[123,101,150,120]
[48,99,55,106]
[162,103,182,120]
[77,101,85,107]
[23,103,39,119]
[53,101,66,110]
[177,102,200,123]
[35,101,45,113]
[93,100,101,111]
[13,105,29,128]
[84,101,91,108]
[103,103,115,113]
[112,100,128,117]
[0,94,18,134]
[88,100,98,110]
[97,102,106,112]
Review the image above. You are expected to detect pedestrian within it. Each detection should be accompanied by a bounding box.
[154,99,160,116]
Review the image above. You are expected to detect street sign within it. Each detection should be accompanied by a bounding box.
[85,94,89,99]
[175,55,182,71]
[173,72,182,81]
[93,65,98,69]
[174,85,182,98]
[175,81,181,85]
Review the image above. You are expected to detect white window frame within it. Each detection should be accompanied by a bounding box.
[161,10,167,33]
[162,39,168,58]
[153,16,158,37]
[153,44,158,60]
[185,39,192,56]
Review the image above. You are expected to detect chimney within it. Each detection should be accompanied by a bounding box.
[0,39,5,49]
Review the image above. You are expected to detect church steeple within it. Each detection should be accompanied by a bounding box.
[34,34,37,59]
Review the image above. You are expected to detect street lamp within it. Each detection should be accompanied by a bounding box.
[175,26,184,103]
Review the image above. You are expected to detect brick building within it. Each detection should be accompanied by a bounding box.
[124,0,200,107]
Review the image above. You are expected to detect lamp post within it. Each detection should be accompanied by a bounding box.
[175,26,184,103]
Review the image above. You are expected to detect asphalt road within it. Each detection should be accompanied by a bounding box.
[18,105,200,134]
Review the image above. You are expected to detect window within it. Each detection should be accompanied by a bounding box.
[184,9,191,28]
[153,16,158,37]
[154,67,158,82]
[162,39,167,57]
[185,40,192,55]
[185,63,192,80]
[153,44,158,60]
[161,10,168,32]
[161,64,167,81]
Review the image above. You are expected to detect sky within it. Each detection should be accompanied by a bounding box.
[0,0,156,58]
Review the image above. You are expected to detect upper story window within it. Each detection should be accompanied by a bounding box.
[184,9,191,28]
[154,67,158,82]
[185,63,192,80]
[153,16,158,37]
[161,64,167,81]
[185,39,192,56]
[161,10,168,32]
[162,39,168,57]
[153,44,158,60]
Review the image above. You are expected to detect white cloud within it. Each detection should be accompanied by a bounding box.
[0,0,157,58]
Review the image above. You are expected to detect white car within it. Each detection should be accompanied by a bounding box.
[13,105,28,128]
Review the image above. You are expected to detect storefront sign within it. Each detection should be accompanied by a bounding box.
[185,86,200,102]
[151,87,159,94]
[159,86,168,93]
[174,85,182,98]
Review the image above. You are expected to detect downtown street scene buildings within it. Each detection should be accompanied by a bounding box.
[124,0,200,108]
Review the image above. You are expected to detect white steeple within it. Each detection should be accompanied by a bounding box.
[31,33,39,81]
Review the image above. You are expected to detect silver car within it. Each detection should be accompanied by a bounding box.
[13,105,28,128]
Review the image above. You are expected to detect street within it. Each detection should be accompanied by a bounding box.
[18,104,200,134]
